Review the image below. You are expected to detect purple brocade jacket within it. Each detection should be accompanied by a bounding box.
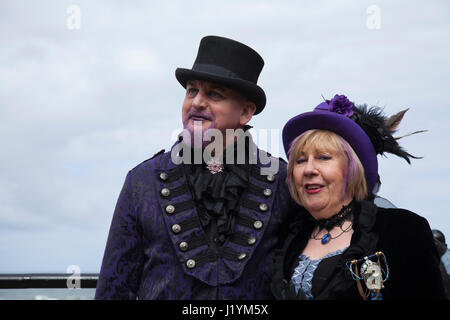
[95,144,297,300]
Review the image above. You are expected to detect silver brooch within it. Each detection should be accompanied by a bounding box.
[206,158,223,174]
[346,251,389,300]
[361,257,384,290]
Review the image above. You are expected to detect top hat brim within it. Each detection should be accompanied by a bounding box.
[282,111,378,192]
[175,68,266,115]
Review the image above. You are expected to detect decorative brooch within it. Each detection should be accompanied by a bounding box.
[346,251,389,300]
[206,158,224,174]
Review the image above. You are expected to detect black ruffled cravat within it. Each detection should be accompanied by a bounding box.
[182,139,252,247]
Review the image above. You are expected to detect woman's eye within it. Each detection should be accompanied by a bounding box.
[318,155,331,160]
[296,158,307,164]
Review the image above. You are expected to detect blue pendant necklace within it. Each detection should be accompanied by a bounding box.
[311,201,354,245]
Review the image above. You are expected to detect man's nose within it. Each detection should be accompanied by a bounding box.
[192,91,208,109]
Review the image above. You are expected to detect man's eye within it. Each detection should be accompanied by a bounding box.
[209,91,223,99]
[187,88,198,96]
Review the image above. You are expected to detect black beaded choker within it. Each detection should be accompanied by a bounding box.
[312,201,354,245]
[317,200,354,231]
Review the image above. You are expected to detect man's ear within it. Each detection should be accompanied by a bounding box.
[240,101,256,126]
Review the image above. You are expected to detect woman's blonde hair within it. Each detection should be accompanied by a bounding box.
[286,129,367,205]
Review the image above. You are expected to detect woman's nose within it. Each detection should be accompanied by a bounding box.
[303,157,318,175]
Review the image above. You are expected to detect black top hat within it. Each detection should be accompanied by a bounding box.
[175,36,266,114]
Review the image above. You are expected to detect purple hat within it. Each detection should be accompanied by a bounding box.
[282,95,378,191]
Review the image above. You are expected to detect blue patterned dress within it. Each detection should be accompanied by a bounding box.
[291,248,347,299]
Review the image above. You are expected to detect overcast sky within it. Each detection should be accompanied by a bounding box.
[1,0,449,273]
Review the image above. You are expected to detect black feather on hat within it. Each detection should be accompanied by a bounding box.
[350,104,424,164]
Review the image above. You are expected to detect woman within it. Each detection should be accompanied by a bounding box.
[271,95,446,300]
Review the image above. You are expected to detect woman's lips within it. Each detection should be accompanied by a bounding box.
[304,184,324,194]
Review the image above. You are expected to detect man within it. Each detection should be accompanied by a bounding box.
[95,35,299,299]
[432,229,450,299]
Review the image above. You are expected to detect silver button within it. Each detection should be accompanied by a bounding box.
[159,172,168,181]
[253,220,263,230]
[266,174,275,182]
[263,188,272,197]
[165,205,175,214]
[179,241,188,251]
[186,259,196,269]
[238,253,247,260]
[160,188,170,197]
[259,203,268,212]
[248,237,256,245]
[172,224,181,234]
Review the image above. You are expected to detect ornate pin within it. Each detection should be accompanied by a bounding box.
[361,257,384,290]
[206,158,223,174]
[346,251,389,300]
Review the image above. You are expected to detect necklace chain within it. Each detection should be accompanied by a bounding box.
[310,221,353,241]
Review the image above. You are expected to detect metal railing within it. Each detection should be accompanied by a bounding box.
[0,274,98,289]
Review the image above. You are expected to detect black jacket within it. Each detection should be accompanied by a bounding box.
[271,200,446,299]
